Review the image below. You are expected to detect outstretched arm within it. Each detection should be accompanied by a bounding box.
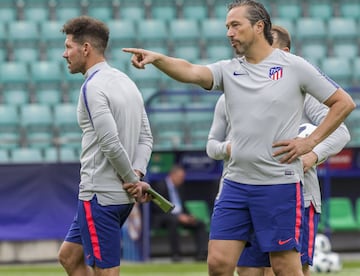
[123,48,213,89]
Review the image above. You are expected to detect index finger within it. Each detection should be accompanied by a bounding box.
[272,140,291,148]
[122,48,143,54]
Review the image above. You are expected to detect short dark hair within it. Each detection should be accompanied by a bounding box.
[228,0,273,46]
[62,16,109,54]
[272,25,291,50]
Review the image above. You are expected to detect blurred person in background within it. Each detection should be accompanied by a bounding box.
[151,164,208,262]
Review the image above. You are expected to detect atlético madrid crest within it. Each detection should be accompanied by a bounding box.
[269,66,283,80]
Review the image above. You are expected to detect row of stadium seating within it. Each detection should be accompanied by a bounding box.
[1,17,359,47]
[0,0,359,22]
[1,55,360,92]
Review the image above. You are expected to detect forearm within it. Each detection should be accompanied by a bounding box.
[206,139,229,160]
[313,123,351,161]
[152,54,212,89]
[309,92,355,147]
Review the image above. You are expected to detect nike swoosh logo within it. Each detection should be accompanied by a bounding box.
[233,71,247,76]
[278,238,292,245]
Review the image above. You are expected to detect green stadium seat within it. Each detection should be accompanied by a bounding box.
[151,5,177,21]
[169,19,200,46]
[301,43,327,65]
[0,61,29,87]
[12,47,40,63]
[43,147,58,162]
[355,198,360,227]
[184,200,210,230]
[295,18,327,43]
[173,46,201,62]
[53,103,81,149]
[0,7,16,23]
[328,197,359,231]
[127,64,162,87]
[327,18,357,43]
[46,47,65,62]
[39,21,65,47]
[155,129,185,149]
[35,89,62,106]
[119,6,145,21]
[24,7,49,22]
[11,148,44,164]
[308,3,334,19]
[0,105,20,149]
[339,3,360,19]
[200,19,228,46]
[57,147,79,162]
[276,4,302,19]
[183,5,208,20]
[55,7,82,21]
[206,45,234,62]
[137,19,168,48]
[7,21,39,47]
[332,43,358,59]
[87,6,113,21]
[147,105,186,135]
[30,61,63,88]
[271,18,295,35]
[321,57,352,88]
[0,149,10,163]
[213,3,228,19]
[20,104,53,135]
[2,89,30,106]
[107,20,137,47]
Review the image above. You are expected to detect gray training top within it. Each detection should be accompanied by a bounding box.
[207,49,337,185]
[77,62,153,205]
[207,94,350,213]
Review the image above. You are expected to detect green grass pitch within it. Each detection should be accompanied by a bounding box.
[0,261,360,275]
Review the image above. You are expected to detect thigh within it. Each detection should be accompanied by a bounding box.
[250,182,304,253]
[237,234,270,267]
[301,203,320,266]
[64,213,82,244]
[210,179,252,241]
[78,195,133,269]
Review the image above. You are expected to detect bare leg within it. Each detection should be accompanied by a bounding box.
[58,241,94,276]
[302,263,310,276]
[236,266,265,276]
[270,250,303,276]
[94,266,120,276]
[208,239,245,276]
[264,267,275,276]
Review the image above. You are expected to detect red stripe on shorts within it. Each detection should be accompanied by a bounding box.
[295,182,302,243]
[84,201,102,260]
[308,203,315,258]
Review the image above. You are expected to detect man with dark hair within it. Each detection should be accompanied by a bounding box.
[123,1,355,275]
[58,16,153,276]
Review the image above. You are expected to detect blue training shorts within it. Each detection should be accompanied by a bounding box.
[237,203,318,267]
[210,178,304,253]
[65,195,133,269]
[301,203,320,266]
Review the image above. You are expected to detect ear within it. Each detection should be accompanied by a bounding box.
[255,20,264,34]
[83,42,91,56]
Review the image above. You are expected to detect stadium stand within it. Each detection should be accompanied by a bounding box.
[0,0,358,160]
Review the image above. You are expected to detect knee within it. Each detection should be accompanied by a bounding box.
[208,251,234,276]
[58,243,84,271]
